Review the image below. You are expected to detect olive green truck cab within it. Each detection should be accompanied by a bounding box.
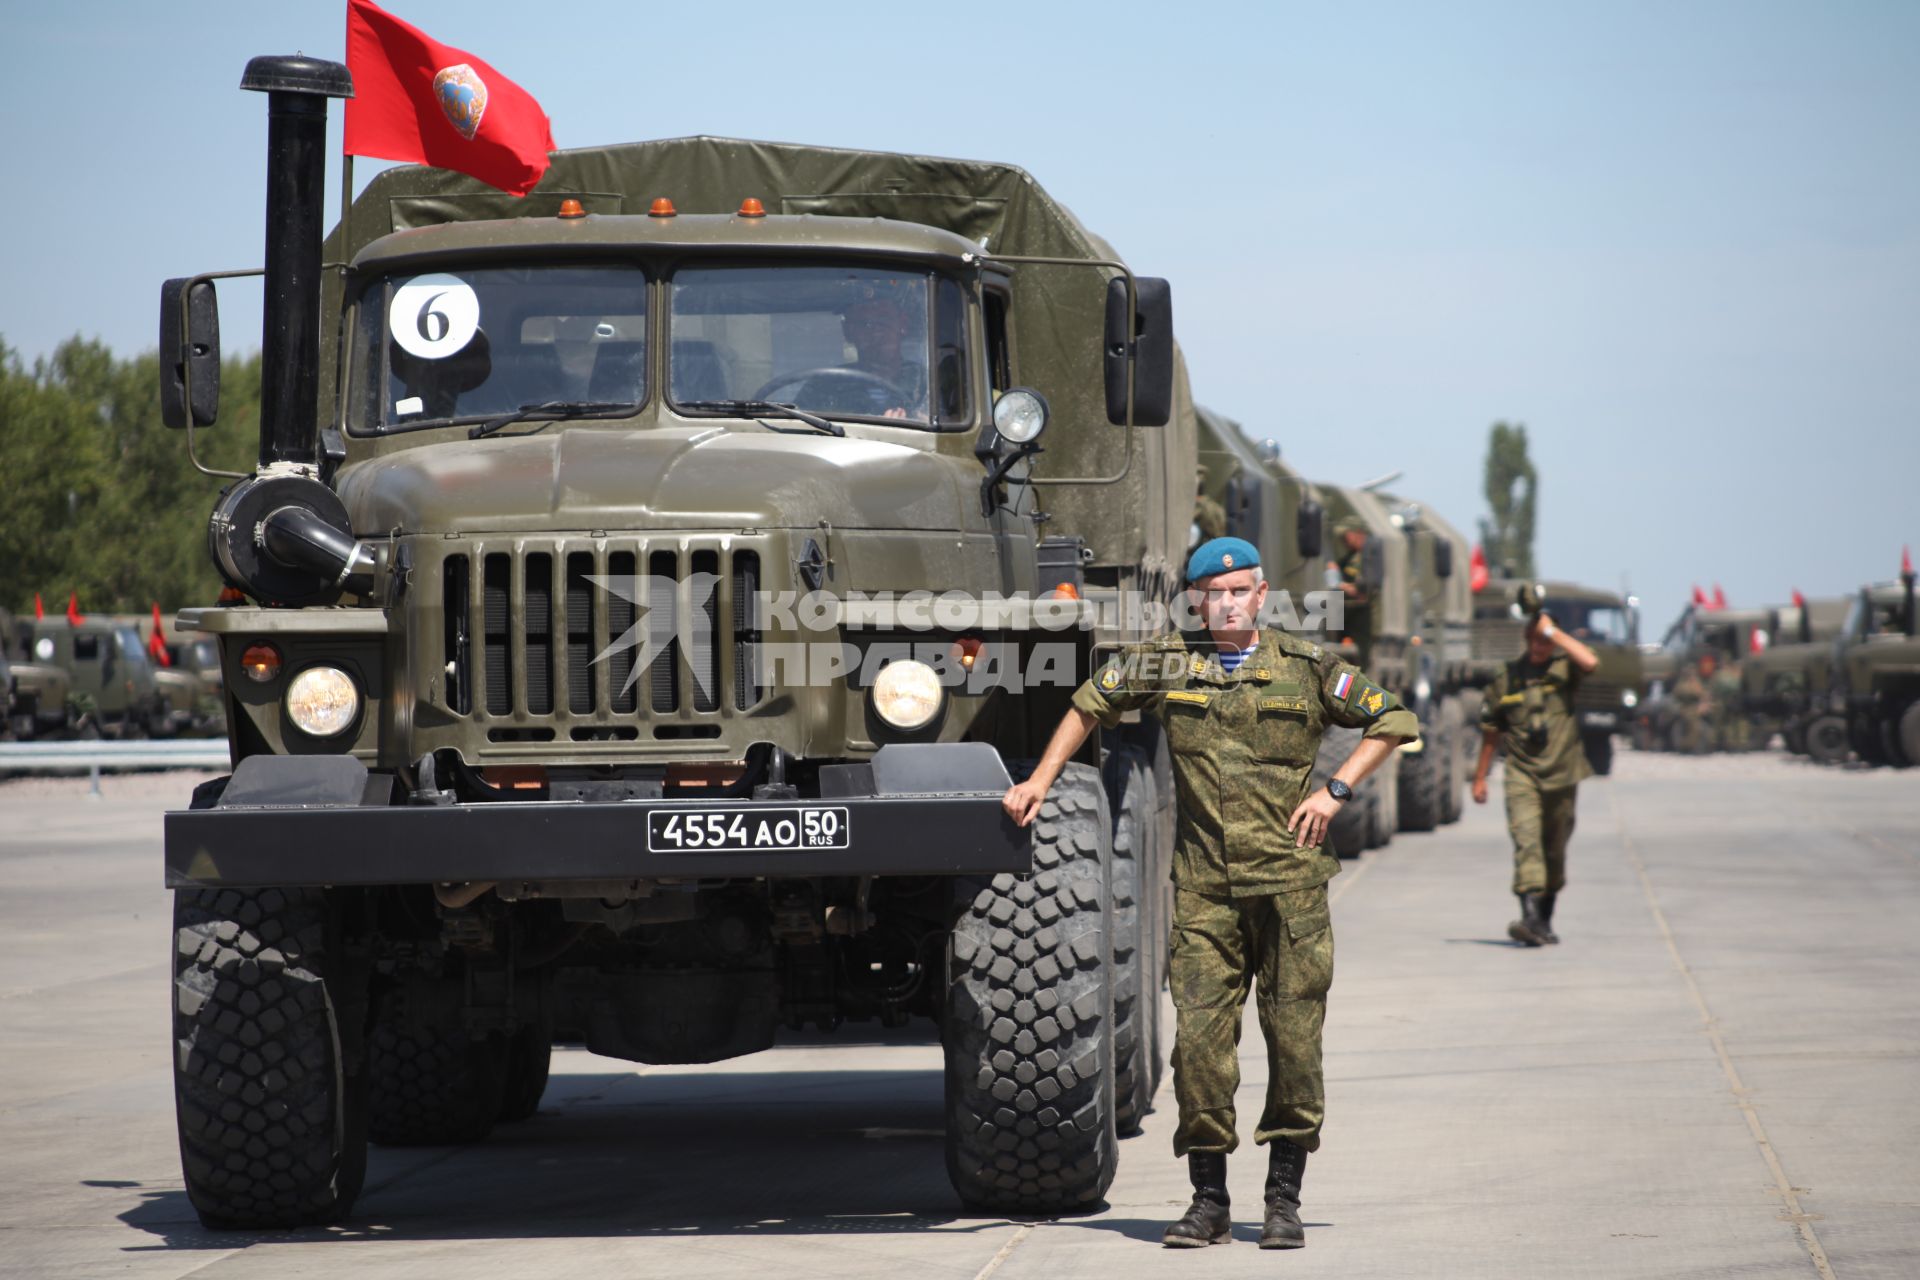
[0,610,74,739]
[12,615,165,738]
[157,57,1192,1228]
[1824,571,1920,767]
[1739,596,1848,757]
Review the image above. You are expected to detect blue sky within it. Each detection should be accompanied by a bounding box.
[3,0,1915,633]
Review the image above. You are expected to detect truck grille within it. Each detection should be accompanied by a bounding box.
[434,538,764,737]
[1575,679,1622,713]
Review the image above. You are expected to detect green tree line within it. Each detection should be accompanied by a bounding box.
[0,336,261,616]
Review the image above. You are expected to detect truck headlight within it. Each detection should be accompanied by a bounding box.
[286,665,360,737]
[1621,690,1639,709]
[871,659,943,731]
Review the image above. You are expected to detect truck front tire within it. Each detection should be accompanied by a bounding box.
[366,981,507,1146]
[171,886,368,1229]
[945,761,1117,1214]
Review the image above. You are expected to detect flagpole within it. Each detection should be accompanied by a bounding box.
[339,152,354,268]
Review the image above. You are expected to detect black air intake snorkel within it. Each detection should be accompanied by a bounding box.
[208,55,371,607]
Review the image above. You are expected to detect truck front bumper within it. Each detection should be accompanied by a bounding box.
[164,744,1030,888]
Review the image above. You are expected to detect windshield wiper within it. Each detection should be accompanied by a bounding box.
[467,400,639,440]
[680,399,845,437]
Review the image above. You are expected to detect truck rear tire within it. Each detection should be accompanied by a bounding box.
[496,1024,553,1123]
[1397,737,1441,832]
[1898,703,1920,769]
[1104,746,1161,1136]
[945,761,1117,1214]
[366,981,507,1146]
[1805,714,1850,764]
[172,886,368,1229]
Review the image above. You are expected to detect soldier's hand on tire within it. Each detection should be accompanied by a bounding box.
[1003,778,1050,828]
[1287,787,1343,848]
[1472,776,1489,805]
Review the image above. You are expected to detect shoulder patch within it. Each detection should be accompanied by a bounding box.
[1361,688,1386,716]
[1097,666,1121,691]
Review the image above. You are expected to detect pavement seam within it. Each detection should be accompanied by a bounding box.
[1606,786,1839,1280]
[968,1222,1034,1280]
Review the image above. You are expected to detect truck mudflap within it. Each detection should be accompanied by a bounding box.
[164,743,1030,888]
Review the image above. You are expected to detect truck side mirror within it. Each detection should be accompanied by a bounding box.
[1104,276,1173,427]
[160,277,221,429]
[1361,535,1386,591]
[1434,539,1454,579]
[1296,498,1324,561]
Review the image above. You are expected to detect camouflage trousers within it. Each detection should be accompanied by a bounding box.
[1506,770,1578,895]
[1169,884,1334,1156]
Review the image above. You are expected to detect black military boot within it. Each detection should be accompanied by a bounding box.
[1508,893,1549,947]
[1163,1152,1231,1248]
[1537,892,1561,944]
[1260,1141,1308,1249]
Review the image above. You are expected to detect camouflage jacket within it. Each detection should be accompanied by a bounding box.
[1071,629,1420,897]
[1480,652,1592,789]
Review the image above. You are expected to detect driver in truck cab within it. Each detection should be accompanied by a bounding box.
[838,290,927,419]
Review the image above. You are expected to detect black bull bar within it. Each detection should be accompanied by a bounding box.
[164,745,1031,888]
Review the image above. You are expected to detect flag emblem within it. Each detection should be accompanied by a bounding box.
[433,64,488,140]
[1333,671,1354,700]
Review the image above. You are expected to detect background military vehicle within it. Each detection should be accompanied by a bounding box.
[1374,494,1473,829]
[1740,594,1849,756]
[0,609,74,739]
[1637,600,1773,753]
[1472,578,1642,774]
[1819,565,1919,767]
[15,614,168,738]
[156,57,1193,1228]
[108,611,226,737]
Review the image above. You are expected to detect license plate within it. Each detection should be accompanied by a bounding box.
[646,806,851,854]
[1580,711,1617,729]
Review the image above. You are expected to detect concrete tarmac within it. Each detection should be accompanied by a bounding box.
[0,752,1914,1279]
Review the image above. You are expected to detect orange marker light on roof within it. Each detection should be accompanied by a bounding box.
[649,197,677,218]
[557,198,586,219]
[738,197,766,218]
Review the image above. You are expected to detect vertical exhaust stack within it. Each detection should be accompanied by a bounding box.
[209,56,371,608]
[239,55,353,470]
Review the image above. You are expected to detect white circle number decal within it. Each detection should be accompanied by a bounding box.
[390,274,480,360]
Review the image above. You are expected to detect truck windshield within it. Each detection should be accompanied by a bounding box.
[668,265,968,429]
[1552,602,1632,645]
[350,264,648,433]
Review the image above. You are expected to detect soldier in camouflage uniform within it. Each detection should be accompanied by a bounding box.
[1004,537,1419,1250]
[1709,657,1749,751]
[1471,610,1601,945]
[1669,658,1711,753]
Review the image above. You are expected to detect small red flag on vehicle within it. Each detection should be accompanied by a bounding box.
[1691,585,1707,607]
[344,0,555,196]
[149,603,173,667]
[1467,543,1489,594]
[33,593,44,620]
[1712,584,1727,610]
[66,592,83,626]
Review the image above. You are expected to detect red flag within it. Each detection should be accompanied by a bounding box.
[33,593,44,620]
[1791,589,1805,608]
[1712,584,1727,610]
[1904,545,1914,577]
[1691,585,1707,607]
[1468,543,1489,594]
[1749,627,1767,655]
[66,592,83,626]
[345,0,555,197]
[149,603,173,667]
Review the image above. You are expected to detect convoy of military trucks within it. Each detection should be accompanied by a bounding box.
[0,46,1855,1233]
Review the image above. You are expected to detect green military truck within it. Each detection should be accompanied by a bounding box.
[1472,579,1642,774]
[1637,601,1771,753]
[114,611,227,737]
[158,57,1194,1228]
[1816,569,1919,767]
[1740,595,1848,757]
[0,610,74,739]
[1375,495,1472,829]
[16,615,170,738]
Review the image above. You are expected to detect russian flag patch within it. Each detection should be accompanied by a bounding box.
[1333,671,1354,700]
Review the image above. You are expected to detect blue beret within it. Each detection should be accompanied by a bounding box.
[1187,537,1261,582]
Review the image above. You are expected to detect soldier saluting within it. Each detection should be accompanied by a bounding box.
[1003,537,1419,1249]
[1471,606,1601,945]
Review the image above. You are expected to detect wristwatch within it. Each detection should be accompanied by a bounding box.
[1327,779,1353,803]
